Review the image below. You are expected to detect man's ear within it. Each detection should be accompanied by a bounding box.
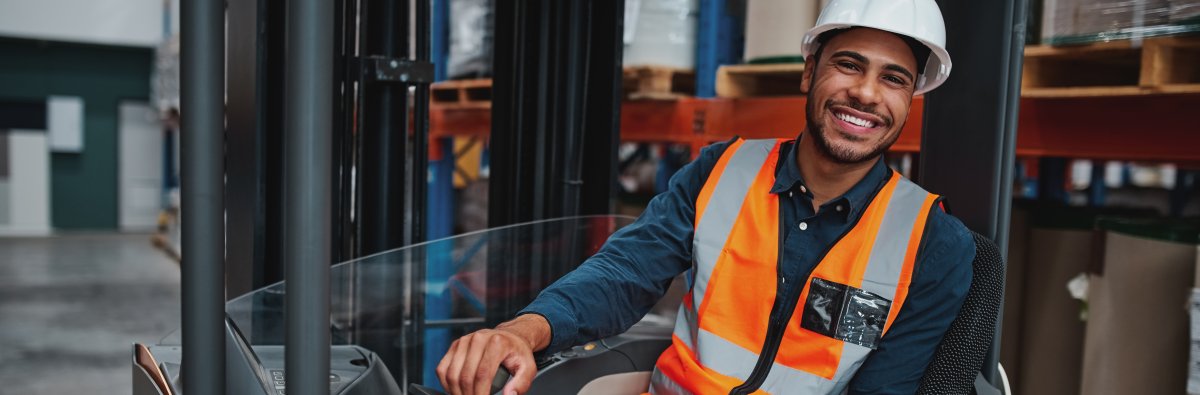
[800,55,817,94]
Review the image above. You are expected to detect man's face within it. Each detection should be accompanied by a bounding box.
[802,28,919,165]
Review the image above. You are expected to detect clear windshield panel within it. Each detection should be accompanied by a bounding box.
[216,215,634,387]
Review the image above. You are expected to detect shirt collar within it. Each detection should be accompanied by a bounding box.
[770,139,892,218]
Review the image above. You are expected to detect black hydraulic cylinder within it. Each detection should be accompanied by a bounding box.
[283,0,333,393]
[921,0,1028,387]
[488,0,624,325]
[180,0,226,393]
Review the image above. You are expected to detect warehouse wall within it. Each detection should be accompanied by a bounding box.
[0,0,166,48]
[0,38,154,230]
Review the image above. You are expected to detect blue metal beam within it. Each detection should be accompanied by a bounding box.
[695,0,743,98]
[432,0,450,81]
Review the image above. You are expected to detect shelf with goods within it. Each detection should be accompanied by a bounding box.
[429,22,1200,164]
[1021,35,1200,98]
[431,76,1200,164]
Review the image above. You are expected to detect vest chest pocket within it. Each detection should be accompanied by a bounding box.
[800,277,892,349]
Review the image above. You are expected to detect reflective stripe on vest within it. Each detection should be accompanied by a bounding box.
[651,138,938,395]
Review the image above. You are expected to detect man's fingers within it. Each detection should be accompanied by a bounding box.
[446,334,473,395]
[472,336,507,395]
[501,349,536,395]
[458,332,492,394]
[436,339,458,392]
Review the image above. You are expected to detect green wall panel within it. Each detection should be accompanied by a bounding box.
[0,38,153,229]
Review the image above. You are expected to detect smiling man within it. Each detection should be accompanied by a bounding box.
[437,1,973,394]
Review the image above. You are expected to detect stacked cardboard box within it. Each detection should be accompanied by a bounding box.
[1002,203,1158,394]
[1081,218,1200,394]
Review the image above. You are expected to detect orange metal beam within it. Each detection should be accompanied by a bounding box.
[696,96,924,153]
[430,94,1200,163]
[430,105,491,139]
[1015,95,1200,162]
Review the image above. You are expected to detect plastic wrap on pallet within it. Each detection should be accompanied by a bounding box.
[744,0,819,63]
[1174,0,1200,23]
[623,0,698,69]
[152,33,180,114]
[448,0,493,79]
[1041,0,1200,45]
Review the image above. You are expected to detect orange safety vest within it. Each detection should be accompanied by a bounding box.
[649,138,940,394]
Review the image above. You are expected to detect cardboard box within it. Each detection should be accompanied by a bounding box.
[1081,229,1197,395]
[1006,204,1160,394]
[1016,227,1090,395]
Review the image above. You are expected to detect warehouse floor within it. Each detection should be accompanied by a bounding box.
[0,233,180,394]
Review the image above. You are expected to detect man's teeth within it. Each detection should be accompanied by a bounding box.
[836,112,875,128]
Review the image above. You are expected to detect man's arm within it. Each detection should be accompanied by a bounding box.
[847,210,975,394]
[437,141,734,395]
[515,140,732,354]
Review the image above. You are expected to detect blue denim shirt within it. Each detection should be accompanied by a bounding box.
[521,138,974,394]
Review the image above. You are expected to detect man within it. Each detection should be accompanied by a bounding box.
[438,0,972,393]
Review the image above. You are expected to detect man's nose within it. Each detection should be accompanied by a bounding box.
[847,77,883,106]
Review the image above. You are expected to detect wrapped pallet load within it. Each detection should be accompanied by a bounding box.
[623,0,699,69]
[448,0,493,79]
[1082,218,1200,395]
[1041,0,1199,45]
[744,0,820,63]
[1174,0,1200,23]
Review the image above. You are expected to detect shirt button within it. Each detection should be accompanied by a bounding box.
[788,191,794,198]
[836,205,844,212]
[798,222,808,231]
[800,185,808,194]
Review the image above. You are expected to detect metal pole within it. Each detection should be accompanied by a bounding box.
[922,0,1027,387]
[985,0,1028,385]
[408,0,433,386]
[284,0,332,392]
[180,0,225,393]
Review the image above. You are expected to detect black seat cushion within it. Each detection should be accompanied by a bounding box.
[917,231,1005,394]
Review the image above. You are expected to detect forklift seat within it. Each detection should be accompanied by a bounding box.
[917,231,1006,395]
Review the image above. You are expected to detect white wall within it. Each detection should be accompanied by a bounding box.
[0,0,167,47]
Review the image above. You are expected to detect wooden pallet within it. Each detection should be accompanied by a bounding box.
[431,78,493,108]
[715,63,807,98]
[622,66,696,100]
[1022,36,1200,97]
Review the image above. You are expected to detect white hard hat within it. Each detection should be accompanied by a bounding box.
[802,0,952,94]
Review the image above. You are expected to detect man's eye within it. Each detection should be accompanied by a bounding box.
[836,61,860,71]
[884,75,906,85]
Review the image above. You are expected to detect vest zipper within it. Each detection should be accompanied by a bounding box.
[728,275,802,395]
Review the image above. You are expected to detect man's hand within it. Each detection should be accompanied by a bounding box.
[436,314,551,395]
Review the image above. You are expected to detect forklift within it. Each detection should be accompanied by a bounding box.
[137,0,1025,393]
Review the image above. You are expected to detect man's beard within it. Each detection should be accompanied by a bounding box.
[805,97,900,165]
